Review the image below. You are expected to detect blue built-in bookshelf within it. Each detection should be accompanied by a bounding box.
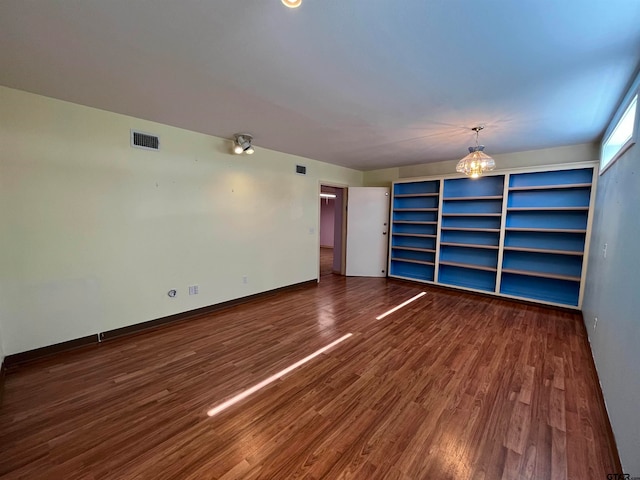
[500,167,594,306]
[388,164,597,309]
[389,180,440,282]
[439,175,504,292]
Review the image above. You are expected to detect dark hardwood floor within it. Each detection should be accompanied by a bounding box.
[320,247,334,276]
[0,275,619,479]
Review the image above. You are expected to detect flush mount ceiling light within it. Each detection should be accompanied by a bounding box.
[281,0,302,7]
[233,133,254,155]
[456,126,496,179]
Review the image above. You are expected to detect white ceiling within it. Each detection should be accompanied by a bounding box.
[1,1,639,170]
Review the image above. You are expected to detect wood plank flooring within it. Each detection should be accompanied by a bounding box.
[0,275,619,479]
[320,247,334,276]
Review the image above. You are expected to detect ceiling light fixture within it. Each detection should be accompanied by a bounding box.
[281,0,302,8]
[319,193,336,199]
[456,126,496,179]
[233,133,254,155]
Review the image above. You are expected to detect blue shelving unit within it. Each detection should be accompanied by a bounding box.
[499,167,594,306]
[388,165,596,309]
[389,180,440,282]
[438,175,505,292]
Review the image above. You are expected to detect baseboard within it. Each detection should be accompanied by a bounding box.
[0,359,6,404]
[101,279,317,341]
[4,335,99,371]
[4,279,318,370]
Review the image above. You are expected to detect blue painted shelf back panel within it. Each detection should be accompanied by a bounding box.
[504,231,586,251]
[394,196,439,209]
[502,251,583,277]
[390,261,434,281]
[393,223,438,235]
[507,189,591,208]
[443,175,504,198]
[441,230,499,246]
[442,216,502,229]
[393,211,438,222]
[506,210,588,230]
[439,245,498,267]
[442,199,503,214]
[392,236,436,250]
[391,249,435,262]
[509,168,593,187]
[395,181,439,195]
[439,265,496,292]
[501,273,580,306]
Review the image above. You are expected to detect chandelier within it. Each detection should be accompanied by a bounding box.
[456,126,496,178]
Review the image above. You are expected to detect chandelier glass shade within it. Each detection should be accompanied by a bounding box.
[456,146,496,178]
[456,126,496,178]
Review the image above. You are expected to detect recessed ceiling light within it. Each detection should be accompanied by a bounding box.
[281,0,302,8]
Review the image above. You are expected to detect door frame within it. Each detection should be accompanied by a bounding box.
[318,181,349,280]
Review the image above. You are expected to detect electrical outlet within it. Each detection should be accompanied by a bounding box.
[189,285,199,295]
[594,317,598,330]
[242,275,248,284]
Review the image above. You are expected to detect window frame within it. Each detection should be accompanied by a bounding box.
[600,88,639,175]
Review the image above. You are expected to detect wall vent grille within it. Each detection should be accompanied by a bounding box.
[131,130,160,151]
[296,165,307,175]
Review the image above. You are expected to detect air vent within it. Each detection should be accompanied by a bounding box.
[131,130,160,151]
[296,165,307,175]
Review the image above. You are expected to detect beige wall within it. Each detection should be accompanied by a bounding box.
[362,167,400,187]
[0,86,363,355]
[364,143,600,186]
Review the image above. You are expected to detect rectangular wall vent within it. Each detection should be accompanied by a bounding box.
[131,130,160,151]
[296,165,307,175]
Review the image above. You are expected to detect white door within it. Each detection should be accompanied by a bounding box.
[345,187,390,277]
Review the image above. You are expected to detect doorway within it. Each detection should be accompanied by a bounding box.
[319,185,346,277]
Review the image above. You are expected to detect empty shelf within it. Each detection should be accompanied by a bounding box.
[441,242,499,250]
[441,227,501,233]
[439,261,497,272]
[391,258,435,266]
[508,183,591,192]
[393,233,437,238]
[393,208,439,212]
[394,193,439,198]
[442,213,502,217]
[392,246,436,253]
[507,206,589,211]
[503,246,583,256]
[501,268,580,282]
[443,195,503,201]
[505,227,587,233]
[393,221,437,225]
